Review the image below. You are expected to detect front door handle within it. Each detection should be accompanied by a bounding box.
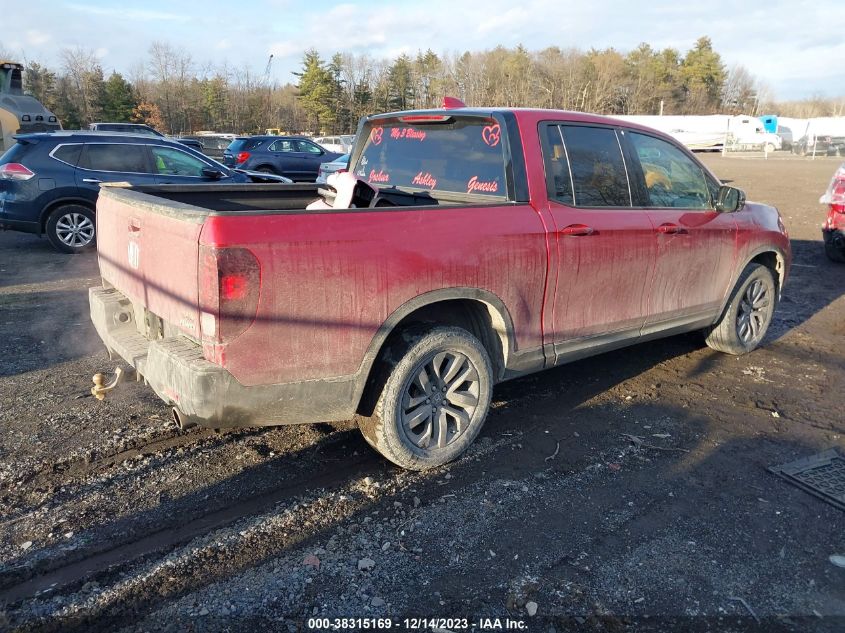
[656,223,687,235]
[82,178,102,183]
[560,224,595,236]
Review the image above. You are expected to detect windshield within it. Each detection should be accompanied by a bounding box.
[354,117,507,198]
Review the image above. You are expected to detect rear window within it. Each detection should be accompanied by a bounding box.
[0,141,33,165]
[227,138,264,153]
[354,117,507,198]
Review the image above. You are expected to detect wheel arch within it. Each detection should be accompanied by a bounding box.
[39,197,96,233]
[715,246,788,321]
[353,288,515,416]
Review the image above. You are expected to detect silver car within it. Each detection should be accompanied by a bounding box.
[316,153,350,184]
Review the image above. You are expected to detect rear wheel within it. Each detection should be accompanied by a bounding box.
[704,264,777,355]
[357,326,493,470]
[45,205,95,254]
[256,166,278,175]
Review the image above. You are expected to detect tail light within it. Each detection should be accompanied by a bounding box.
[236,151,250,163]
[199,246,261,357]
[0,163,35,180]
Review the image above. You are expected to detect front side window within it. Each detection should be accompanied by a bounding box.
[355,117,508,198]
[560,125,631,208]
[151,146,208,176]
[80,144,150,173]
[297,140,323,154]
[628,132,712,209]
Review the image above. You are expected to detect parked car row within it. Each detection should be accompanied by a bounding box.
[0,131,290,253]
[792,134,845,157]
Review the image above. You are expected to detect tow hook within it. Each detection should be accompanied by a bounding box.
[91,367,126,400]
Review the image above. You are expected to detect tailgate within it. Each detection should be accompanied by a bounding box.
[96,186,208,337]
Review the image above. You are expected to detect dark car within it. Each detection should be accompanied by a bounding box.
[0,131,291,253]
[792,134,845,157]
[222,136,342,181]
[89,122,163,136]
[179,135,232,159]
[88,123,205,153]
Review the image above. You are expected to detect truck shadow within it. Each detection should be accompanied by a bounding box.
[4,396,843,631]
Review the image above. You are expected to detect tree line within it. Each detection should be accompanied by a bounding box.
[12,38,845,136]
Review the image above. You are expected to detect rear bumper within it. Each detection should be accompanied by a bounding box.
[89,286,359,428]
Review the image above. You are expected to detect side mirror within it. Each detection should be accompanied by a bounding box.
[715,184,746,213]
[201,168,225,180]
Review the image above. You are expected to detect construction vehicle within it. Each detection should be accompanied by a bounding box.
[0,61,61,152]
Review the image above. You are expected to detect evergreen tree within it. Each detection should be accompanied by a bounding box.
[102,72,137,121]
[387,54,414,110]
[295,50,336,133]
[680,36,726,113]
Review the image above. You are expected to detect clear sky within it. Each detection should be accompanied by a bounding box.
[3,0,842,101]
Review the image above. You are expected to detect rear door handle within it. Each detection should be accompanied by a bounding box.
[82,178,102,183]
[656,223,687,235]
[560,224,595,236]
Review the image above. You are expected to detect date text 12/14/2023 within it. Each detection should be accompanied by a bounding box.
[306,617,528,630]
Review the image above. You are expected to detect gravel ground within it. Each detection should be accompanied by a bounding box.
[0,154,843,632]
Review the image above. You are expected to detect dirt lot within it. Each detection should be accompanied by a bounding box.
[0,154,843,632]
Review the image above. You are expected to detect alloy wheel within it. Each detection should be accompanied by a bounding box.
[55,212,95,248]
[399,351,481,450]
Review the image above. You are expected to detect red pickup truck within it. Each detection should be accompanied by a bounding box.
[89,102,791,469]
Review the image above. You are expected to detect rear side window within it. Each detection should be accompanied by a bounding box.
[355,117,507,198]
[269,139,295,152]
[52,144,83,166]
[540,125,574,205]
[559,126,631,208]
[80,144,150,173]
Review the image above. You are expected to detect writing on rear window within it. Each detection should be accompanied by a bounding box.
[356,118,507,198]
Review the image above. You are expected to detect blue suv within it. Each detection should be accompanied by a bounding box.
[0,131,289,253]
[222,136,342,181]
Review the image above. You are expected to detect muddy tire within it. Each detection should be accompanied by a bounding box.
[825,240,845,263]
[45,205,96,254]
[705,264,777,355]
[357,326,493,470]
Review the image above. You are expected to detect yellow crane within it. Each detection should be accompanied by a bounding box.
[0,61,61,152]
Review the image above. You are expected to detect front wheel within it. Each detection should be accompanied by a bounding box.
[357,326,493,470]
[45,205,96,254]
[704,264,777,355]
[825,240,845,263]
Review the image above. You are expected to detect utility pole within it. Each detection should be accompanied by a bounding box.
[264,54,274,130]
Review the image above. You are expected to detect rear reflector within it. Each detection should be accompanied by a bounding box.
[0,163,35,180]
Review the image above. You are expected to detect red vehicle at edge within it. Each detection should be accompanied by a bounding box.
[89,100,791,469]
[821,162,845,262]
